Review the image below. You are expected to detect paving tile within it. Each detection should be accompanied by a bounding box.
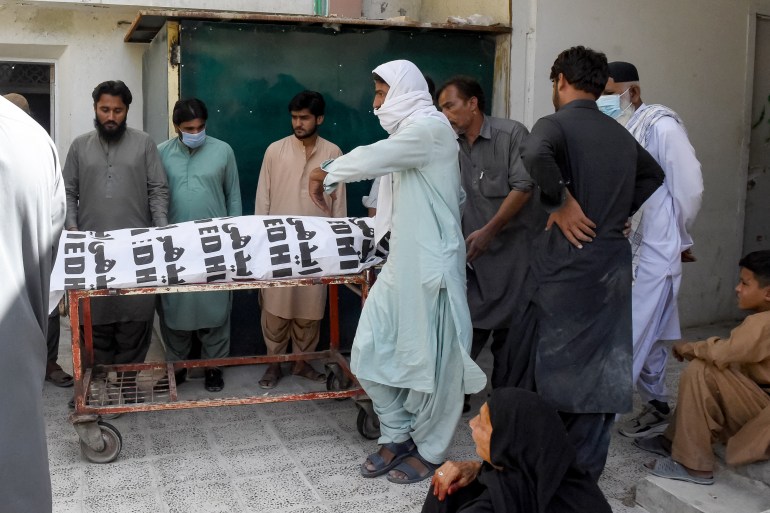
[326,496,419,513]
[236,471,319,511]
[220,443,296,476]
[52,498,83,513]
[114,431,149,460]
[285,434,366,469]
[47,434,83,467]
[140,409,204,431]
[197,403,264,424]
[257,399,320,419]
[271,415,338,441]
[211,419,277,449]
[152,451,228,487]
[149,426,210,456]
[304,462,390,501]
[277,506,331,513]
[162,481,246,513]
[83,489,165,513]
[50,465,83,500]
[82,459,155,495]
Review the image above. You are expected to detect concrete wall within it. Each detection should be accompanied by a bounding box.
[509,0,761,326]
[420,0,509,24]
[0,3,147,158]
[27,0,311,14]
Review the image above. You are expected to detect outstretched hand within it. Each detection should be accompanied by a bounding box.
[431,460,482,501]
[546,191,596,249]
[308,167,331,216]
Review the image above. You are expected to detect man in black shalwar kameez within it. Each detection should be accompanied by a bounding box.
[507,46,664,481]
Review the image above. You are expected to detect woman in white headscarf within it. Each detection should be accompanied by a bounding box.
[309,60,486,484]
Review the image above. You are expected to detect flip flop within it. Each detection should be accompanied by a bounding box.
[258,364,283,389]
[386,452,440,484]
[646,457,714,485]
[634,435,671,457]
[46,366,74,388]
[360,439,416,478]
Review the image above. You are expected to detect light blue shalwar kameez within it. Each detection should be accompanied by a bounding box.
[323,116,487,464]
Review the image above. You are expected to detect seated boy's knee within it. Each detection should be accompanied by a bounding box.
[681,358,710,382]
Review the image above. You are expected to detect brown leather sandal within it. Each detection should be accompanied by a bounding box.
[291,361,326,382]
[258,363,283,389]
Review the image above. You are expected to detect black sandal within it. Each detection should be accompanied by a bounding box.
[386,452,440,484]
[360,439,416,478]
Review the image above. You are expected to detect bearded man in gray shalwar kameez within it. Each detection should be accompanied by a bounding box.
[63,80,168,392]
[0,94,65,512]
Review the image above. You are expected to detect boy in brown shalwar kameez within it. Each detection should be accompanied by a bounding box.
[636,250,770,485]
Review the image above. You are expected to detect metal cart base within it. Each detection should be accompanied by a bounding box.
[68,271,379,463]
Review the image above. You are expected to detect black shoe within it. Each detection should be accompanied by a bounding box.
[204,368,224,392]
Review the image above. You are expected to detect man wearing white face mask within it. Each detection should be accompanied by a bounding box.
[157,98,242,392]
[308,60,487,485]
[600,62,704,440]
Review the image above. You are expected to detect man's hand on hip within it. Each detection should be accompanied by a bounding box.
[546,191,596,249]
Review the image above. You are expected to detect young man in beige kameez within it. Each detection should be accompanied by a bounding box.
[254,90,346,388]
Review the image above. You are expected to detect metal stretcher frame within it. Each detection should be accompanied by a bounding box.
[67,270,374,462]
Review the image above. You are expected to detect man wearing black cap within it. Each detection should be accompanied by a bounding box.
[601,62,703,440]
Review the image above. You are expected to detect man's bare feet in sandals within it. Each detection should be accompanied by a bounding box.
[258,363,283,389]
[644,457,714,485]
[292,361,326,383]
[361,439,416,478]
[387,452,440,484]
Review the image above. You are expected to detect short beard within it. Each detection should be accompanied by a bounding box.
[294,124,318,140]
[94,118,127,142]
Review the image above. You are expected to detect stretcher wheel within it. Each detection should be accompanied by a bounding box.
[356,403,381,440]
[80,421,122,463]
[325,364,351,400]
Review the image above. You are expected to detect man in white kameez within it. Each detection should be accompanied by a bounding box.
[0,95,65,513]
[598,61,703,438]
[309,60,486,485]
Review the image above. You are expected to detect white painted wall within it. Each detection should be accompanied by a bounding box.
[0,0,308,159]
[509,0,760,326]
[0,3,147,158]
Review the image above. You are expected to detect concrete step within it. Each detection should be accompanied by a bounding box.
[636,467,770,513]
[713,445,770,486]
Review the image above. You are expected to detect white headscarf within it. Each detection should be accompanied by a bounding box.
[369,60,452,244]
[372,59,450,135]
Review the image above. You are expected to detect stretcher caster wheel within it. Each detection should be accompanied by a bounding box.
[325,364,351,400]
[356,402,380,440]
[80,420,122,463]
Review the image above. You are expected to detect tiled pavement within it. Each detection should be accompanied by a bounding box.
[45,317,734,512]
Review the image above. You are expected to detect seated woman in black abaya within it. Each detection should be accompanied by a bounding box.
[422,388,612,513]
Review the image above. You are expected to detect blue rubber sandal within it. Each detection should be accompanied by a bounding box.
[647,457,714,485]
[360,439,416,478]
[386,452,440,484]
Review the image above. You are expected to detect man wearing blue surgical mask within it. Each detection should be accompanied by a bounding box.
[156,98,243,392]
[600,62,704,445]
[597,85,635,125]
